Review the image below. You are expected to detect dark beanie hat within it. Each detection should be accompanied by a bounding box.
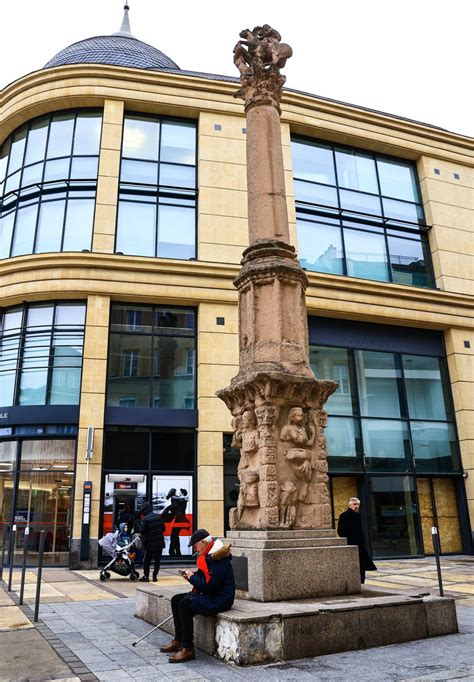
[188,528,210,547]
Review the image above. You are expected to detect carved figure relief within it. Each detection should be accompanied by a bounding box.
[280,407,316,503]
[232,409,259,472]
[237,470,260,520]
[279,480,297,528]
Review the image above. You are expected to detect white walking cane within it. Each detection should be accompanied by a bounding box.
[132,613,174,647]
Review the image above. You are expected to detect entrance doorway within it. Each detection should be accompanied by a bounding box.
[0,439,75,566]
[102,474,147,535]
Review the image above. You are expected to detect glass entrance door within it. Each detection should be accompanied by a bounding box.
[367,475,422,557]
[13,440,75,565]
[0,441,16,558]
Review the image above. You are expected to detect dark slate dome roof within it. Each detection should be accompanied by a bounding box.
[44,6,179,71]
[44,35,179,70]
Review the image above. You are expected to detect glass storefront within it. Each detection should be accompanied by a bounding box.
[308,318,467,558]
[101,428,195,559]
[0,436,76,565]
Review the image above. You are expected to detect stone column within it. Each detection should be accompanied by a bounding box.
[217,26,337,533]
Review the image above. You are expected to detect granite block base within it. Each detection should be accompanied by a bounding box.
[226,529,361,601]
[135,585,458,666]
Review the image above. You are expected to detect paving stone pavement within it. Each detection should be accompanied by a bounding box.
[34,596,474,681]
[0,557,473,680]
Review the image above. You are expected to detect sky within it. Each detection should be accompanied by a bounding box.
[1,0,473,137]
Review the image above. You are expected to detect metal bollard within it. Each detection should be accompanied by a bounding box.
[7,525,17,592]
[19,527,29,605]
[431,526,444,597]
[33,530,46,622]
[0,525,7,582]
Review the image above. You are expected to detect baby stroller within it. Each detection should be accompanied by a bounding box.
[98,531,141,582]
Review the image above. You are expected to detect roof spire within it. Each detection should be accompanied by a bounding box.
[114,2,134,37]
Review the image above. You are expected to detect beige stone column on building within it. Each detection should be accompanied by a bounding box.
[70,294,110,568]
[417,154,474,530]
[92,99,124,253]
[445,328,474,523]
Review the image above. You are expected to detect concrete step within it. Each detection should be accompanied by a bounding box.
[135,585,458,666]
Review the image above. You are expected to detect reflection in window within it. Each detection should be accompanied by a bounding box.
[0,111,102,258]
[362,419,411,471]
[107,304,196,409]
[402,355,451,420]
[411,422,459,473]
[310,346,355,415]
[298,219,343,274]
[325,417,362,468]
[117,115,196,260]
[292,136,433,288]
[344,229,389,281]
[356,351,403,418]
[0,302,86,407]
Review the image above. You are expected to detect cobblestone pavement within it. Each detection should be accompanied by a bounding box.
[0,556,472,681]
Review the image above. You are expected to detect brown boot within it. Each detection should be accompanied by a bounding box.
[159,639,181,653]
[169,647,196,663]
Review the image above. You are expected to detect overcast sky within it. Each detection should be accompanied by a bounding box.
[1,0,472,137]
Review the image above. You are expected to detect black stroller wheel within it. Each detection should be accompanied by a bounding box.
[104,571,111,580]
[99,572,106,581]
[129,571,139,582]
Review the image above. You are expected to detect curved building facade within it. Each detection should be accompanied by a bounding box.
[0,8,472,567]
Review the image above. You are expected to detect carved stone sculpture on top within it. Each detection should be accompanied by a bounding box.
[233,24,293,111]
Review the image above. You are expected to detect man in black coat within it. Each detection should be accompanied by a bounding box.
[139,503,165,582]
[160,528,235,663]
[337,497,377,584]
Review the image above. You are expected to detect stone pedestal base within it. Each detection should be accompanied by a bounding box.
[227,529,361,601]
[135,586,458,666]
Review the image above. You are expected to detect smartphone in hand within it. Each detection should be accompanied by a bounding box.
[178,569,187,577]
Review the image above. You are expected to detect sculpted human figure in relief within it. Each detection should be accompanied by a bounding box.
[232,410,259,472]
[280,407,316,502]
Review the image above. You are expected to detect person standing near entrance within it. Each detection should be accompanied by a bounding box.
[139,503,165,582]
[337,497,377,584]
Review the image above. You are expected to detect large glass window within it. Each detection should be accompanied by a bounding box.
[107,304,196,409]
[116,115,196,260]
[0,302,86,407]
[292,137,433,288]
[0,111,102,258]
[311,344,460,475]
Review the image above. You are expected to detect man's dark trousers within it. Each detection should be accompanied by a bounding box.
[143,549,162,578]
[171,593,194,648]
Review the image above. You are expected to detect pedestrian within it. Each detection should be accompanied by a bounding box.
[160,529,236,663]
[139,502,165,583]
[337,496,377,584]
